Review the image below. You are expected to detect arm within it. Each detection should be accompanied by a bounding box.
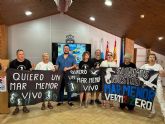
[159,70,165,77]
[140,64,145,69]
[79,61,82,69]
[49,62,55,71]
[34,63,39,70]
[55,57,60,70]
[64,56,77,71]
[28,61,33,71]
[100,61,104,67]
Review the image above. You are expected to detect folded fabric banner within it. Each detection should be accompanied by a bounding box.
[7,69,62,107]
[66,69,101,92]
[100,67,158,110]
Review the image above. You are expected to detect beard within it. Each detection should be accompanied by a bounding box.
[64,52,69,54]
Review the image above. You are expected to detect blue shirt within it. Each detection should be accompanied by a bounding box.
[56,54,76,71]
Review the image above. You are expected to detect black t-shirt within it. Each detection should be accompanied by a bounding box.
[91,58,104,68]
[9,59,32,70]
[120,62,136,68]
[79,60,92,69]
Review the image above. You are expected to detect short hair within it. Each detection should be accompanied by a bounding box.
[63,44,70,49]
[82,51,90,61]
[124,53,132,59]
[16,49,24,54]
[42,52,49,57]
[95,49,101,53]
[108,52,113,55]
[148,53,157,60]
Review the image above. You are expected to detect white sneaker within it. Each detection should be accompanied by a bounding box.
[147,113,155,118]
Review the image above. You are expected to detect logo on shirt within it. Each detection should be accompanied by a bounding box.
[17,65,26,70]
[82,64,89,69]
[94,62,100,68]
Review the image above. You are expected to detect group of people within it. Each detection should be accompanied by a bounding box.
[5,44,165,122]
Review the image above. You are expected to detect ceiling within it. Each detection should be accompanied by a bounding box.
[0,0,165,55]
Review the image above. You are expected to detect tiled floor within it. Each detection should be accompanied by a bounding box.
[0,94,164,124]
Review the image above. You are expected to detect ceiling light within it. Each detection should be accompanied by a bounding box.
[89,16,95,21]
[140,14,145,18]
[25,11,32,16]
[158,36,164,41]
[105,0,112,6]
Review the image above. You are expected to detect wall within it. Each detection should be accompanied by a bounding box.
[0,25,8,59]
[8,14,121,65]
[134,44,147,68]
[125,38,134,62]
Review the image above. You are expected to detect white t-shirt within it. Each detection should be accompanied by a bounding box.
[100,60,117,67]
[140,63,163,71]
[35,61,55,71]
[140,63,163,84]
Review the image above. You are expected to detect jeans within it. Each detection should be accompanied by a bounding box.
[58,73,72,103]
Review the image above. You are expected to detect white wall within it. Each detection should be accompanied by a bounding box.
[8,14,121,65]
[134,44,147,68]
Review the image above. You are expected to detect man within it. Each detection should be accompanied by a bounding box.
[120,53,136,111]
[9,49,32,115]
[56,44,77,106]
[35,52,55,110]
[90,49,104,105]
[141,53,165,121]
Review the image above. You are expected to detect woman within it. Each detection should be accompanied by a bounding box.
[79,51,92,107]
[100,52,117,108]
[141,53,165,121]
[35,52,55,110]
[120,53,136,111]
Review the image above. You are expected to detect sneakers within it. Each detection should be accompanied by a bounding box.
[47,102,53,109]
[12,107,19,115]
[147,113,155,118]
[41,103,46,110]
[95,99,102,104]
[68,102,74,107]
[12,106,29,115]
[23,106,30,113]
[57,102,63,106]
[41,102,53,110]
